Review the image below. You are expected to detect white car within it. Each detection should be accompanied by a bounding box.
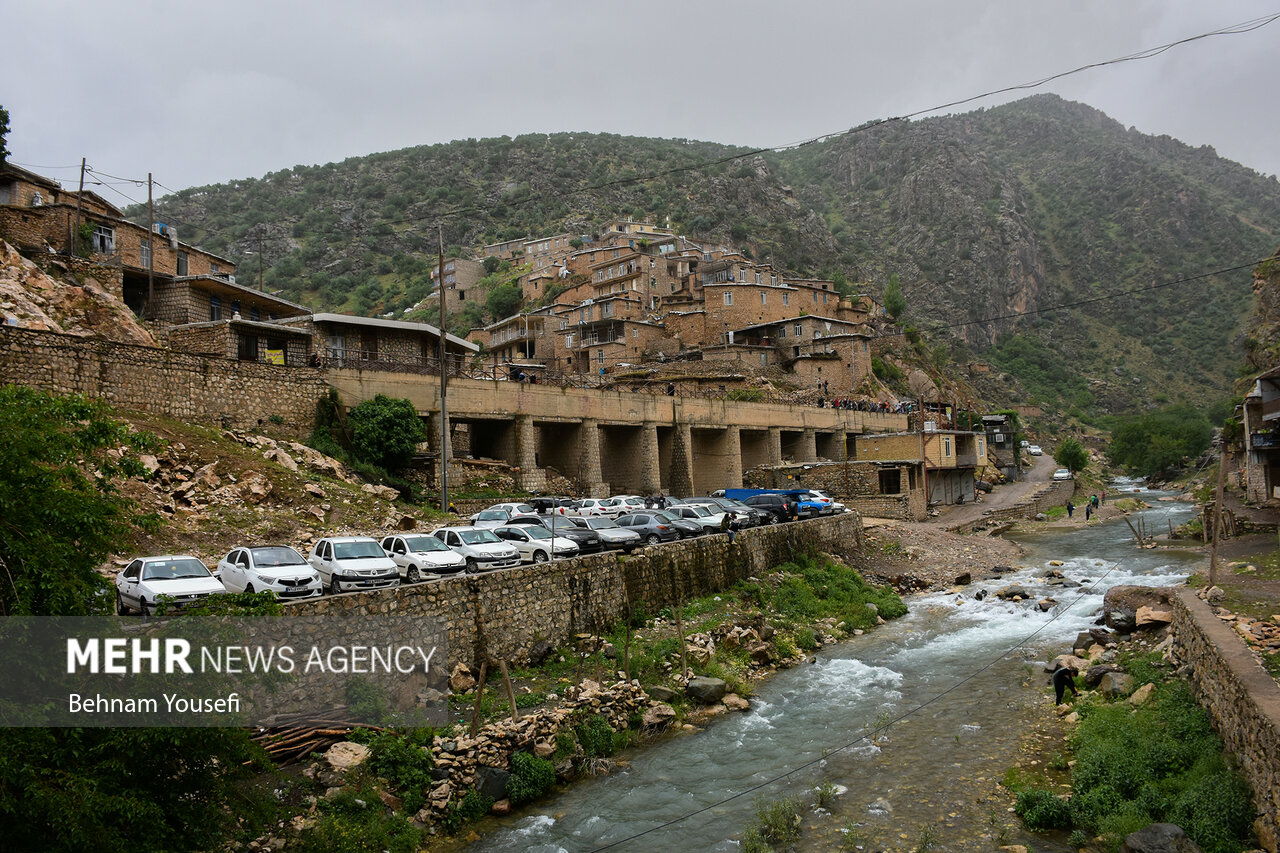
[469,508,514,528]
[115,555,226,620]
[431,526,521,572]
[574,497,623,518]
[492,525,579,563]
[217,545,322,600]
[809,489,849,513]
[611,496,647,513]
[477,502,536,519]
[1052,468,1073,481]
[1028,445,1043,456]
[578,516,641,552]
[666,503,726,530]
[307,536,400,594]
[380,534,467,582]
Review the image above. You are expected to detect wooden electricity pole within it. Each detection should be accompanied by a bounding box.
[437,224,450,513]
[1209,441,1227,587]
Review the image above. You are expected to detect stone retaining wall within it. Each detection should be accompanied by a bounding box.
[0,325,325,436]
[279,513,865,673]
[1171,588,1280,852]
[948,479,1075,532]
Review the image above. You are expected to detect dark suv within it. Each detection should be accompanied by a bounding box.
[743,493,799,523]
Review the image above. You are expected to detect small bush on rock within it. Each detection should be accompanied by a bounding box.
[506,751,556,806]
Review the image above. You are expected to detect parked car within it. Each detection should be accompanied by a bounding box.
[666,503,726,531]
[430,526,522,572]
[809,489,849,513]
[743,493,799,523]
[574,497,623,518]
[529,496,580,516]
[704,496,768,527]
[217,545,322,600]
[505,514,604,553]
[1027,445,1043,456]
[484,502,537,517]
[308,537,401,594]
[610,496,647,513]
[493,525,579,563]
[653,509,705,538]
[613,512,681,545]
[576,516,641,552]
[469,508,513,528]
[800,490,838,515]
[116,555,226,620]
[1052,468,1073,481]
[380,533,467,582]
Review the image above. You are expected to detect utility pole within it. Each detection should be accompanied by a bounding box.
[438,223,450,514]
[146,173,155,320]
[1209,440,1227,588]
[257,229,264,291]
[71,157,86,256]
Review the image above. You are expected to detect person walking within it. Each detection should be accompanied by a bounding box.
[1091,494,1099,509]
[1084,503,1092,521]
[1066,500,1074,518]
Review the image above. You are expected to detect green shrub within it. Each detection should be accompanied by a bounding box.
[349,728,434,812]
[505,751,555,806]
[1015,788,1071,831]
[576,714,617,758]
[443,788,493,833]
[794,626,819,651]
[348,394,425,471]
[299,788,427,853]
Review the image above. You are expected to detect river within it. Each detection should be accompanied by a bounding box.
[460,482,1204,852]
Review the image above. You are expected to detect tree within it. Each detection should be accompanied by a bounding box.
[0,385,160,616]
[1106,404,1212,477]
[0,105,9,165]
[486,281,523,320]
[1054,436,1089,474]
[348,394,425,471]
[883,273,906,320]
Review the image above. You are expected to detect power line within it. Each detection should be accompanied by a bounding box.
[589,562,1125,851]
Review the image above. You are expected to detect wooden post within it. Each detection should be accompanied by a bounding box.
[1209,443,1227,588]
[497,659,519,721]
[468,660,489,736]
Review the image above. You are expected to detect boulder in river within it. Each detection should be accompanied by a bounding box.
[685,676,728,704]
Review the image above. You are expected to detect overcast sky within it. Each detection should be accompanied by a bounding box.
[6,1,1280,202]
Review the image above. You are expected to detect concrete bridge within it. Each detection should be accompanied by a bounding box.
[326,368,908,495]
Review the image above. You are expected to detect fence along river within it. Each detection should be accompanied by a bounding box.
[460,482,1201,852]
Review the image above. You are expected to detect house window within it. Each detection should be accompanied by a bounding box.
[783,293,789,306]
[211,263,220,275]
[210,295,222,321]
[140,238,151,268]
[633,329,639,338]
[723,292,733,305]
[812,292,818,303]
[250,306,260,322]
[823,293,829,304]
[328,333,344,358]
[878,469,902,494]
[176,251,188,276]
[756,271,762,284]
[760,291,767,305]
[596,349,604,363]
[230,300,241,317]
[237,333,258,361]
[92,225,115,254]
[794,323,802,336]
[942,436,953,458]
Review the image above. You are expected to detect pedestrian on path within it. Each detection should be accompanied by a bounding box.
[1101,490,1107,504]
[1066,500,1074,518]
[1084,503,1092,521]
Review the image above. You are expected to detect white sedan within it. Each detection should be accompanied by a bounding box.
[492,525,579,563]
[575,497,624,518]
[665,503,726,530]
[116,555,226,620]
[380,534,467,581]
[1028,445,1043,456]
[217,545,322,600]
[1052,468,1073,481]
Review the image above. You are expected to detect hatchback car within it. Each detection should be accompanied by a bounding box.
[307,536,401,594]
[614,512,681,544]
[116,555,226,620]
[430,526,522,572]
[217,545,322,600]
[469,508,513,529]
[493,525,579,563]
[380,534,467,582]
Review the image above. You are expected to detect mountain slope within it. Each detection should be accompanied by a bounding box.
[136,95,1280,418]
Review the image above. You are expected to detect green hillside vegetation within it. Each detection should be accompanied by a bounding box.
[132,95,1280,419]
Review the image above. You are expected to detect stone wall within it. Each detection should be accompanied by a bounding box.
[276,513,865,671]
[947,479,1075,533]
[0,325,326,435]
[1171,589,1280,852]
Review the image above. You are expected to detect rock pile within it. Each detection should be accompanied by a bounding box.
[1198,584,1280,679]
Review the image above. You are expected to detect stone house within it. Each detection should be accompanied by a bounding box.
[1240,365,1280,502]
[272,312,479,373]
[432,257,486,313]
[980,413,1021,482]
[855,428,984,506]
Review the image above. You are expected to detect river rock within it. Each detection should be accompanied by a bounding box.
[642,703,676,728]
[1099,671,1134,698]
[953,571,972,585]
[475,766,510,802]
[323,741,370,774]
[1103,586,1173,632]
[997,584,1031,600]
[685,676,728,704]
[1128,683,1156,706]
[1120,823,1204,853]
[1037,598,1056,612]
[647,685,679,703]
[1046,654,1090,673]
[1106,609,1138,633]
[1135,606,1173,628]
[1204,585,1226,605]
[722,693,750,712]
[1083,664,1124,687]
